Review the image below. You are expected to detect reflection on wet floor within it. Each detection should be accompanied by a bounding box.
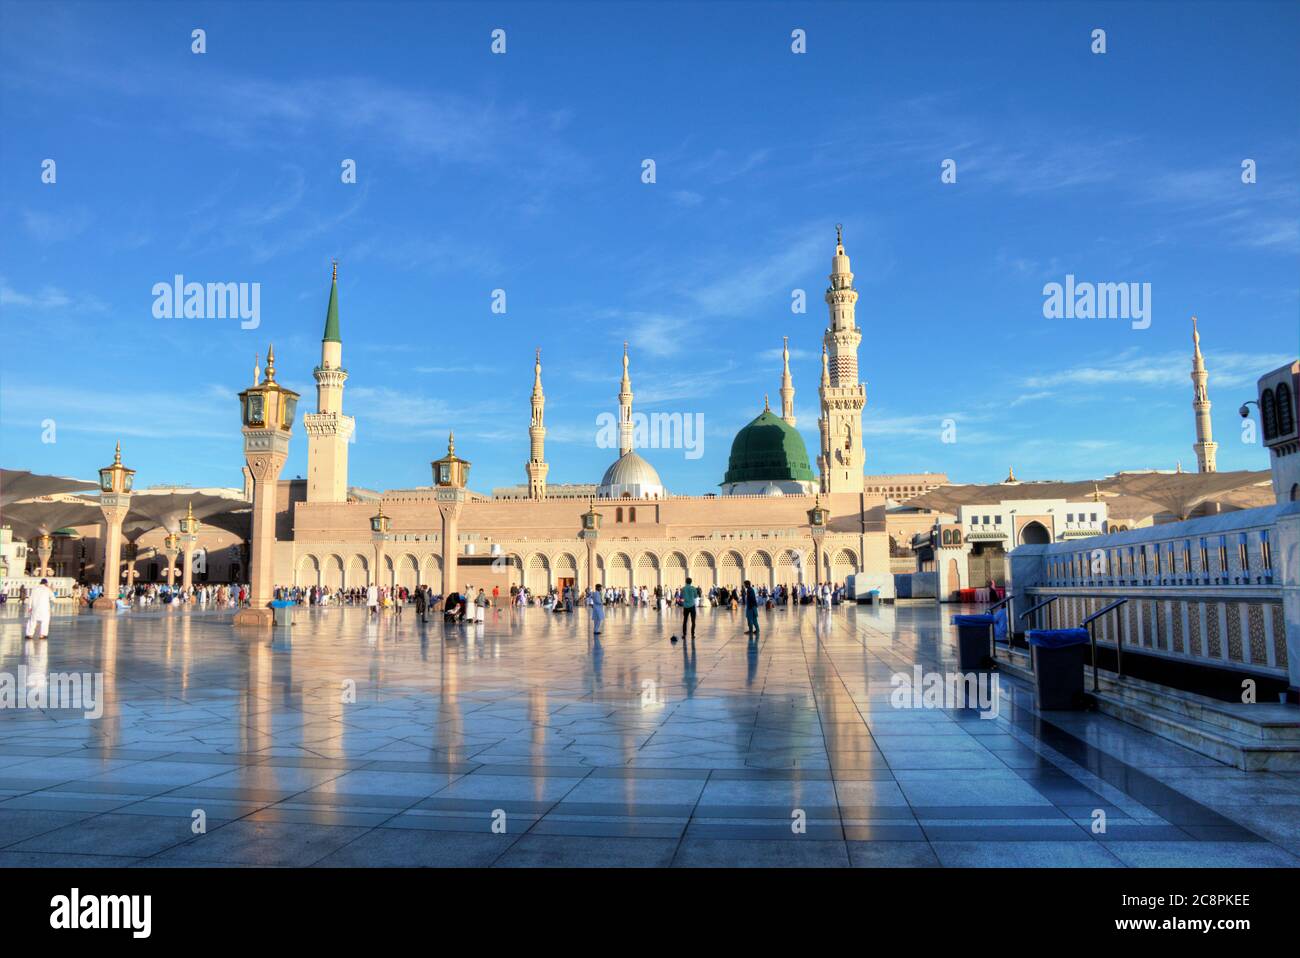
[0,602,1297,867]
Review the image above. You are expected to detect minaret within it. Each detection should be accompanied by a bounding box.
[817,345,830,483]
[526,348,549,500]
[1190,316,1218,473]
[817,225,867,493]
[618,342,634,457]
[779,336,796,427]
[303,261,356,502]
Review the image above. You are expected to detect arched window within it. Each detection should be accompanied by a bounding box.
[952,530,961,544]
[615,507,623,523]
[1276,383,1295,436]
[1261,388,1278,440]
[629,507,637,523]
[941,529,952,545]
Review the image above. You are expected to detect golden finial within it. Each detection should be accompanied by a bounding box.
[186,500,194,519]
[113,440,122,465]
[835,223,843,248]
[264,344,276,382]
[448,431,455,454]
[536,347,541,363]
[764,393,770,411]
[1090,482,1102,502]
[1005,465,1017,483]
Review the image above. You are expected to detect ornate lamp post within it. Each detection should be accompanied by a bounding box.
[97,441,135,608]
[179,501,200,590]
[431,433,470,597]
[807,495,830,589]
[580,499,603,593]
[163,532,180,587]
[234,345,299,626]
[34,533,54,577]
[370,505,391,589]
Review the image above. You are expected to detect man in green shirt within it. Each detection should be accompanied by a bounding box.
[681,577,700,641]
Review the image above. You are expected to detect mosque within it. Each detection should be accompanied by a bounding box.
[3,226,1279,620]
[247,227,895,608]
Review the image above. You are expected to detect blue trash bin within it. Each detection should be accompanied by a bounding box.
[270,599,295,629]
[952,614,995,672]
[1027,628,1089,709]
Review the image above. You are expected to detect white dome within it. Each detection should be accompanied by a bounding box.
[597,451,667,499]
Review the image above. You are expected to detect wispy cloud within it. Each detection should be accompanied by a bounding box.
[1022,347,1290,392]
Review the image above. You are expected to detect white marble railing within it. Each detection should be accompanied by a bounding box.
[1009,502,1298,683]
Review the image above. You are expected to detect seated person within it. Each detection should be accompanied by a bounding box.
[443,592,465,622]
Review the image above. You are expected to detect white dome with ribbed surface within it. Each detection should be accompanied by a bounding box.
[597,451,666,499]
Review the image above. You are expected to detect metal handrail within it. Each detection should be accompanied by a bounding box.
[1019,595,1058,630]
[1081,597,1128,691]
[985,595,1013,663]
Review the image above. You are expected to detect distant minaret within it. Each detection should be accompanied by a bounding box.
[526,348,549,500]
[1190,316,1218,473]
[779,336,796,427]
[817,344,831,483]
[618,342,634,457]
[817,224,867,493]
[303,260,356,502]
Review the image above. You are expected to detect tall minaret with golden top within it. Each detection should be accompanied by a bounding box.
[817,225,867,493]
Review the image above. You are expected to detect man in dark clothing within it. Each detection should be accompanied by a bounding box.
[742,580,760,637]
[680,576,699,641]
[414,585,428,622]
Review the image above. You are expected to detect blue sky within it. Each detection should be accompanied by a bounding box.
[2,0,1297,495]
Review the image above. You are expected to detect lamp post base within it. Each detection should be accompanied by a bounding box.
[233,607,275,628]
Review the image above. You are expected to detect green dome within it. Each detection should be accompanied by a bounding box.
[722,409,816,485]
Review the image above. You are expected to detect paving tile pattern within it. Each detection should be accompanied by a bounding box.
[1,603,1297,867]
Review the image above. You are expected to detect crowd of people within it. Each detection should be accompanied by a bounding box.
[66,581,248,611]
[14,575,851,642]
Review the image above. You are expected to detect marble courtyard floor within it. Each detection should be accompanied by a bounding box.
[1,601,1298,868]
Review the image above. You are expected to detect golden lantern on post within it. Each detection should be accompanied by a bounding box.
[34,533,54,576]
[431,432,471,600]
[580,498,603,593]
[96,441,135,605]
[238,346,300,432]
[431,432,471,489]
[163,531,180,587]
[234,345,300,626]
[179,501,201,590]
[807,495,830,589]
[370,504,392,589]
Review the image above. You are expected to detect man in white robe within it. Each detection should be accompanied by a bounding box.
[25,578,54,640]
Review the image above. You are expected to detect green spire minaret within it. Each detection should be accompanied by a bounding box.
[322,259,341,343]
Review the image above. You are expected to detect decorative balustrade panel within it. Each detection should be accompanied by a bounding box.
[1016,503,1288,676]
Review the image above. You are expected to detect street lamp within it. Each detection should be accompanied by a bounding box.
[370,505,391,589]
[807,495,830,589]
[179,501,201,589]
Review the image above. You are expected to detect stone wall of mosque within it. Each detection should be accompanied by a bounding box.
[273,485,891,596]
